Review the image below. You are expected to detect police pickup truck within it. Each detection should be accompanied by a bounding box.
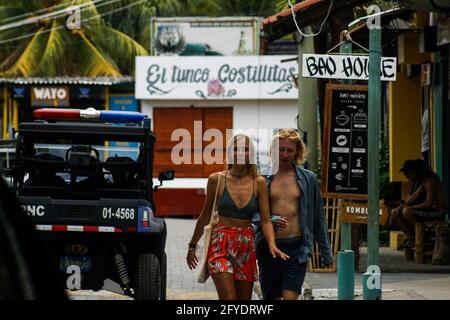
[10,108,174,300]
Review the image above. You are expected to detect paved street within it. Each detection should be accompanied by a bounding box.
[69,218,223,300]
[164,217,219,300]
[68,218,450,300]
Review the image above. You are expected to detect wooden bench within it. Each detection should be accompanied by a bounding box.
[414,221,448,264]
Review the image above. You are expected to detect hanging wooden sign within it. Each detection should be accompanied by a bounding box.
[302,54,397,81]
[321,83,369,199]
[341,201,388,225]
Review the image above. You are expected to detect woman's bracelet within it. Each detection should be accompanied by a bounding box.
[188,243,198,251]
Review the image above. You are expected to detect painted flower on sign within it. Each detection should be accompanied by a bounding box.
[207,79,225,96]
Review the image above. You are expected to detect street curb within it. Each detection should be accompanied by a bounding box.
[253,281,263,300]
[254,281,313,300]
[301,281,313,300]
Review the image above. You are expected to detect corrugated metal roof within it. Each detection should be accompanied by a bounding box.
[0,76,134,85]
[262,0,370,41]
[262,0,324,27]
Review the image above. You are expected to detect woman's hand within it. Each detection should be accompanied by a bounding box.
[186,248,199,270]
[269,243,290,260]
[274,215,288,231]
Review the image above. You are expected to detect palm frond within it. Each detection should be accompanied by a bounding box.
[73,0,102,31]
[137,5,156,48]
[0,0,42,10]
[1,27,48,77]
[151,0,182,16]
[0,24,37,61]
[72,29,122,77]
[275,0,289,12]
[85,24,148,75]
[0,42,28,71]
[185,0,221,16]
[0,6,27,22]
[33,20,68,76]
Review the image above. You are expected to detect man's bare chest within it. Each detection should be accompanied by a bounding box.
[270,177,301,201]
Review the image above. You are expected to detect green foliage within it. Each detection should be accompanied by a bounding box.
[354,0,399,19]
[311,166,322,182]
[218,0,278,16]
[0,0,150,77]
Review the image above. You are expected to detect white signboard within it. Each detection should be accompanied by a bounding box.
[302,54,397,81]
[150,17,259,56]
[135,56,298,100]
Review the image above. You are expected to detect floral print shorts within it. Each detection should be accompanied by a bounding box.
[207,223,258,282]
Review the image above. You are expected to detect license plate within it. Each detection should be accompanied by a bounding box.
[60,256,91,273]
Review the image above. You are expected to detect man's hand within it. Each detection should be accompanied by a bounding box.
[274,215,288,231]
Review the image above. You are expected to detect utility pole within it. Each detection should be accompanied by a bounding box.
[363,24,382,301]
[297,26,318,170]
[337,30,354,301]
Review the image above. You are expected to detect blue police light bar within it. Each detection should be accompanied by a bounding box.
[99,110,145,123]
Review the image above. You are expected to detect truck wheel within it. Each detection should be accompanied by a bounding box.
[160,252,167,300]
[135,253,160,300]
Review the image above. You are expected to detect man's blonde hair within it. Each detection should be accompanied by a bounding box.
[272,128,308,165]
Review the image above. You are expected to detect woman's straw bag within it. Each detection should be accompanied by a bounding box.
[197,174,221,283]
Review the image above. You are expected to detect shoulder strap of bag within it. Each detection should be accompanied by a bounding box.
[208,173,221,223]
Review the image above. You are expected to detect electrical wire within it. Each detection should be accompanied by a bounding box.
[0,0,130,33]
[0,0,148,45]
[0,0,102,24]
[287,0,334,38]
[0,0,108,32]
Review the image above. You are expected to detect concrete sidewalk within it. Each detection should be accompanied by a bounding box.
[305,247,450,300]
[167,218,450,300]
[305,272,450,300]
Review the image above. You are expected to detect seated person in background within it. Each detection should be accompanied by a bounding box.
[391,159,448,249]
[24,154,67,188]
[387,160,423,224]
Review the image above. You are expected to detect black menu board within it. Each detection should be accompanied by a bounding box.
[321,84,368,199]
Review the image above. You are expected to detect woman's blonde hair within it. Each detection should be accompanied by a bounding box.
[271,128,308,165]
[225,133,258,176]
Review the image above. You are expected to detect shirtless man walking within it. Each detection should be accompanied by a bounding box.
[255,128,333,300]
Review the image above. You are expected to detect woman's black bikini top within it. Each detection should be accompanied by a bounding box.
[218,171,258,220]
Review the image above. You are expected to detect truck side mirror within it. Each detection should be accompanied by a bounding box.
[158,170,175,182]
[154,170,175,191]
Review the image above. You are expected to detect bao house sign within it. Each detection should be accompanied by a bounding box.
[302,54,397,81]
[135,56,298,100]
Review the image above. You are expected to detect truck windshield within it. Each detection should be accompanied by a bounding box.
[17,140,143,199]
[35,143,139,162]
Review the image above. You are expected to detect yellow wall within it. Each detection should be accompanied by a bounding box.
[389,67,422,182]
[398,33,430,64]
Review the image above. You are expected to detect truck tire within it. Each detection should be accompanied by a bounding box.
[135,253,160,300]
[160,252,167,300]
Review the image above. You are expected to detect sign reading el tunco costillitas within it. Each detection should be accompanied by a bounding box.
[135,56,298,100]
